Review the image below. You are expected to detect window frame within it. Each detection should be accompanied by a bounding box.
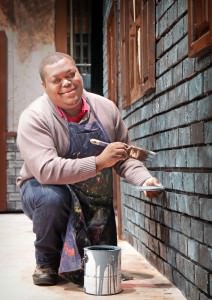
[188,0,212,57]
[120,0,155,108]
[107,2,118,103]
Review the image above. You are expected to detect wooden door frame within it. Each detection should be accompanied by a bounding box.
[107,2,123,240]
[55,0,68,53]
[0,31,7,211]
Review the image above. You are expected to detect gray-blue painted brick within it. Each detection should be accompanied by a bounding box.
[167,247,176,267]
[159,13,168,37]
[189,73,203,100]
[159,93,169,112]
[186,196,200,217]
[198,146,212,168]
[145,203,151,218]
[184,258,195,283]
[178,233,188,255]
[160,131,169,148]
[204,121,212,143]
[176,81,189,103]
[167,1,178,27]
[195,53,212,72]
[171,128,179,147]
[134,224,139,237]
[173,62,183,85]
[177,36,188,60]
[163,69,172,89]
[191,121,204,144]
[159,53,168,75]
[186,282,200,300]
[164,209,172,227]
[8,193,21,201]
[199,244,212,270]
[156,59,160,76]
[134,212,140,225]
[195,266,208,293]
[163,0,174,12]
[172,212,181,231]
[156,76,163,94]
[197,95,212,120]
[186,147,198,168]
[149,219,156,236]
[186,105,200,127]
[165,109,175,128]
[183,15,188,35]
[204,223,212,247]
[139,214,145,228]
[168,89,177,109]
[183,172,194,193]
[152,98,160,115]
[176,148,187,167]
[153,134,161,150]
[164,30,173,51]
[172,17,185,44]
[162,173,172,189]
[183,57,195,79]
[177,0,187,17]
[179,126,191,146]
[200,198,212,222]
[177,194,200,217]
[209,173,212,194]
[191,219,204,242]
[181,215,191,236]
[7,168,16,176]
[159,242,167,260]
[157,114,166,131]
[169,192,179,211]
[168,44,178,67]
[156,37,164,58]
[173,270,187,294]
[204,66,212,93]
[169,229,179,249]
[199,291,210,300]
[176,253,185,275]
[188,238,199,262]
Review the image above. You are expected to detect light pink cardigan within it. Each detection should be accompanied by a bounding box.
[16,91,151,187]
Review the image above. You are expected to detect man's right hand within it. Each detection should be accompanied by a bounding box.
[95,142,129,172]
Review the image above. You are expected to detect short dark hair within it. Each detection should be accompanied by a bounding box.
[39,52,76,82]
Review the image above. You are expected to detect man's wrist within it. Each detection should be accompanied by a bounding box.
[95,156,104,172]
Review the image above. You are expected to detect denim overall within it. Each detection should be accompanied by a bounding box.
[58,102,117,274]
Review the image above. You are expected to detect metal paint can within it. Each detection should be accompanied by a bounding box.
[83,245,122,295]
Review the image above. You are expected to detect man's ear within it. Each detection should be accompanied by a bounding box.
[42,80,46,88]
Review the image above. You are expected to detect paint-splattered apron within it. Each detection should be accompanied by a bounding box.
[58,102,117,275]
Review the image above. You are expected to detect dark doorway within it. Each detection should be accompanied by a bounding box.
[67,0,103,94]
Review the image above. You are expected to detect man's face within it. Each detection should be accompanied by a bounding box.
[42,57,84,114]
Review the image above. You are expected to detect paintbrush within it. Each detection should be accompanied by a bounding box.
[90,138,156,162]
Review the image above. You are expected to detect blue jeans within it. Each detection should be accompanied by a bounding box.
[20,179,72,269]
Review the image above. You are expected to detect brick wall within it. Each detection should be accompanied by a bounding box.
[103,1,212,299]
[6,135,22,211]
[1,0,55,211]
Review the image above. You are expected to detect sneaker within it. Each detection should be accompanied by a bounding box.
[32,266,59,286]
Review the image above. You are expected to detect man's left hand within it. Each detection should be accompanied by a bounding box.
[142,177,163,198]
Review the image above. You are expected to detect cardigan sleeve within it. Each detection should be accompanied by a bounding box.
[17,109,97,185]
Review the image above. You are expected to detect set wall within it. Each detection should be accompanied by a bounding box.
[0,0,55,210]
[103,1,212,300]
